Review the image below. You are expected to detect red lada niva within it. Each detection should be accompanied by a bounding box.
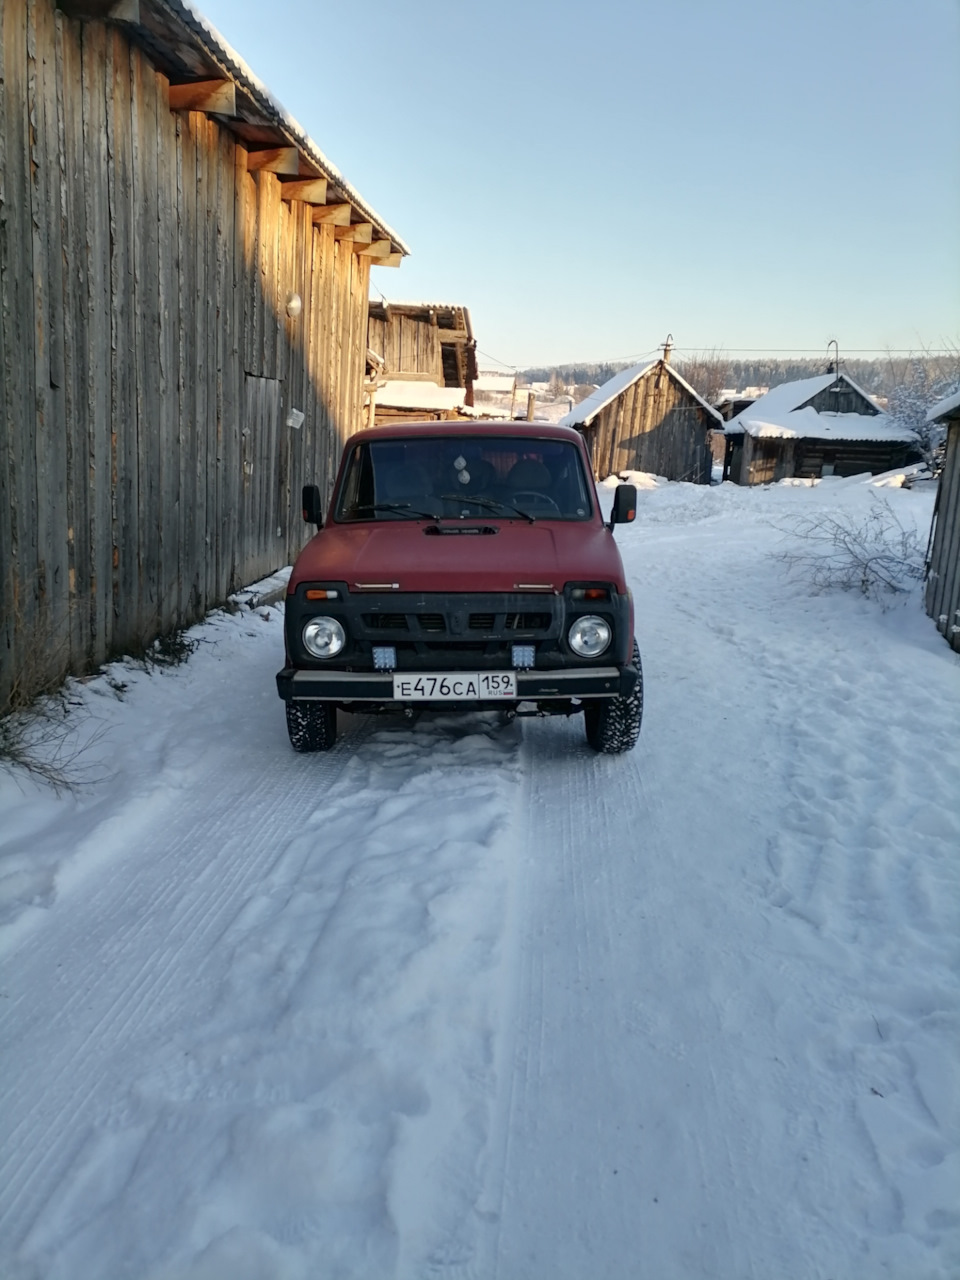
[276,421,642,752]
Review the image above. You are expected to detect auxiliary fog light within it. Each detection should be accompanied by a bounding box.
[302,616,345,659]
[512,644,536,669]
[568,615,611,658]
[373,645,397,671]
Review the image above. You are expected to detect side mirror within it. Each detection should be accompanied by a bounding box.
[608,483,637,530]
[302,484,323,528]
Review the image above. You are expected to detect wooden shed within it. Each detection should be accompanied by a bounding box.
[0,0,408,712]
[365,302,477,425]
[722,374,918,485]
[924,390,960,653]
[557,358,723,484]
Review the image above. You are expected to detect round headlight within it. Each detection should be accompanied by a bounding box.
[568,614,611,658]
[302,616,345,659]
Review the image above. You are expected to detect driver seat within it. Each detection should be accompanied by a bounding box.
[506,459,552,492]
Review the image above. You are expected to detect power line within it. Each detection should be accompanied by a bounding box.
[475,348,518,371]
[671,347,957,355]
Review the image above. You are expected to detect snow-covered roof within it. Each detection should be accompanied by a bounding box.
[725,374,915,443]
[927,388,960,423]
[557,360,723,428]
[373,381,466,411]
[170,2,408,254]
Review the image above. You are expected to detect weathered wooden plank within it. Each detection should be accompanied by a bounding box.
[245,144,298,175]
[106,27,139,650]
[306,219,327,503]
[321,227,340,496]
[201,114,219,610]
[1,0,37,705]
[280,176,326,205]
[186,109,207,619]
[355,238,391,258]
[156,66,180,630]
[80,19,113,662]
[193,110,213,614]
[28,0,68,677]
[273,195,290,559]
[312,201,350,226]
[258,168,280,380]
[55,11,92,669]
[214,123,235,598]
[168,77,235,115]
[0,0,16,706]
[351,255,371,437]
[928,424,960,640]
[176,108,196,620]
[229,137,248,588]
[334,221,372,243]
[142,48,163,631]
[241,165,259,378]
[131,42,157,634]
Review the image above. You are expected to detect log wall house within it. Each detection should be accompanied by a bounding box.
[365,302,477,425]
[924,392,960,654]
[722,374,917,485]
[0,0,407,710]
[558,359,722,483]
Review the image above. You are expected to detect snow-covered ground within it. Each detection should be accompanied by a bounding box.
[1,477,958,1280]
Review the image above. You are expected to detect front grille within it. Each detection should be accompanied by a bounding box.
[469,613,495,630]
[364,613,408,630]
[506,612,551,630]
[417,613,445,633]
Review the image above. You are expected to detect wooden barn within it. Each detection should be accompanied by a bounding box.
[0,0,408,712]
[558,357,723,484]
[722,374,918,485]
[924,390,960,654]
[365,302,477,425]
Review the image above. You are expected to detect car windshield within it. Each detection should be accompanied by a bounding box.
[335,435,594,522]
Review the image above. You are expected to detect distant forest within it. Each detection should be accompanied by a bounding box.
[519,355,959,402]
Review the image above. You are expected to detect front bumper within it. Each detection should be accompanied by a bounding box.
[276,663,636,704]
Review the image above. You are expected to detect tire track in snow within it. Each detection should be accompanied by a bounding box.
[2,703,526,1279]
[0,722,369,1249]
[483,712,755,1280]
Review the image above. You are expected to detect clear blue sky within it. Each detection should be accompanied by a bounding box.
[198,0,959,369]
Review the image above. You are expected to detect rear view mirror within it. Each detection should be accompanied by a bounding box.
[609,484,637,529]
[302,484,323,528]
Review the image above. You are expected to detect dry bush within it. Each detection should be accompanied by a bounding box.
[776,498,925,605]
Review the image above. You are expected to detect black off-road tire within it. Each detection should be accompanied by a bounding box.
[584,643,643,754]
[285,699,338,752]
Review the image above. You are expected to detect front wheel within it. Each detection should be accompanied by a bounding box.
[583,643,643,754]
[285,699,338,752]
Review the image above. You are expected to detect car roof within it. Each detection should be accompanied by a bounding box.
[342,420,587,451]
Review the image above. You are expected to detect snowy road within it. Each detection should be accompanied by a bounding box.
[2,478,958,1279]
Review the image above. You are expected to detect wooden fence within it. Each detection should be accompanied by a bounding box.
[925,421,960,654]
[0,0,372,709]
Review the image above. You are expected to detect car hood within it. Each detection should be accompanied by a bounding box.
[289,519,629,594]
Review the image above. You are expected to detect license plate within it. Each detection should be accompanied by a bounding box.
[392,671,517,701]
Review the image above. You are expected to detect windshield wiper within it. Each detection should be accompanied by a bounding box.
[439,494,536,524]
[353,502,440,522]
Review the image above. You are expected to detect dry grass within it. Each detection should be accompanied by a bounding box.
[1,606,197,792]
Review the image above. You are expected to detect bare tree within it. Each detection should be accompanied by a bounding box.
[885,342,960,463]
[675,348,730,405]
